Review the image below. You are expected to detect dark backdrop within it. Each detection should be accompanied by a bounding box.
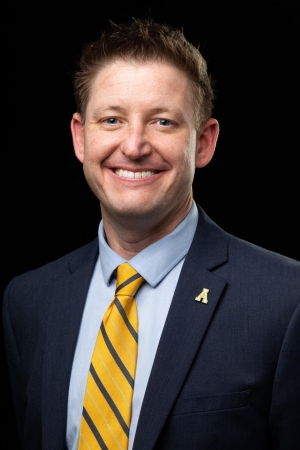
[2,1,299,448]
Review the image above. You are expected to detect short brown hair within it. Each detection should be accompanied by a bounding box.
[73,18,214,127]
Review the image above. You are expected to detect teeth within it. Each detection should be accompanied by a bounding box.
[115,169,155,178]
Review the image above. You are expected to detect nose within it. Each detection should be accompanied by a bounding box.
[120,122,152,159]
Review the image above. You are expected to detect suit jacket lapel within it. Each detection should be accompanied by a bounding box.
[41,239,98,449]
[133,206,228,450]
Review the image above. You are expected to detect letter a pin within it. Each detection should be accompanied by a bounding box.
[195,288,209,304]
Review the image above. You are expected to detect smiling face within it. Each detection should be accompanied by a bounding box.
[71,59,218,238]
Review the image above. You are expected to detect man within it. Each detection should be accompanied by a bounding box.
[3,18,300,450]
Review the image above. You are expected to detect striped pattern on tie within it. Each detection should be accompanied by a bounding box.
[78,263,144,450]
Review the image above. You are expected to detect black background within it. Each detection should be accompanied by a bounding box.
[2,1,300,448]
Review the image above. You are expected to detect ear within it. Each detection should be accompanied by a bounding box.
[71,112,85,163]
[195,118,219,168]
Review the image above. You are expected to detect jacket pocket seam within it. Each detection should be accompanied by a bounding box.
[172,389,251,416]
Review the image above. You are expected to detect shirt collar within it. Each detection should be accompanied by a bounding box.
[99,200,198,287]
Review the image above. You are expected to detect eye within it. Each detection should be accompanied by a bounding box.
[157,119,172,126]
[104,117,119,124]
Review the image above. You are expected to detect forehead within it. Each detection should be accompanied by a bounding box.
[86,59,195,118]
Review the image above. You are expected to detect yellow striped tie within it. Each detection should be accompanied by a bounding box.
[78,262,144,450]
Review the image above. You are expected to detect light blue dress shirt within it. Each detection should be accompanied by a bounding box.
[66,201,199,450]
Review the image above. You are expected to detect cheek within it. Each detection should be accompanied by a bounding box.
[173,146,197,186]
[179,138,197,171]
[84,135,113,163]
[157,135,192,164]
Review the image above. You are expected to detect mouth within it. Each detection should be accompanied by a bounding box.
[114,169,158,179]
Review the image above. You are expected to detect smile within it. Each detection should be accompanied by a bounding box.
[114,169,157,179]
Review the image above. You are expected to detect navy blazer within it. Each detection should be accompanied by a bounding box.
[3,205,300,449]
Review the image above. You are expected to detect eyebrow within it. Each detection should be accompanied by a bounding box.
[90,106,125,121]
[146,107,186,121]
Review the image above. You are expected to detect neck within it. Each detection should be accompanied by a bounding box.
[101,196,192,259]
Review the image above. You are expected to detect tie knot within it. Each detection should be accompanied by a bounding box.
[115,262,144,297]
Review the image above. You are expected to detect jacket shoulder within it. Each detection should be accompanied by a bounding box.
[4,238,99,298]
[227,232,300,275]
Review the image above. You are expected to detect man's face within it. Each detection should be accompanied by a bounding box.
[72,60,216,229]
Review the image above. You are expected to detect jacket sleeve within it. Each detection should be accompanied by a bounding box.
[3,279,26,448]
[269,300,300,449]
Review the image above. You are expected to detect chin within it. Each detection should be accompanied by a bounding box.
[106,200,166,221]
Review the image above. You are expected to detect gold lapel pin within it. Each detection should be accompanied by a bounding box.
[195,288,209,304]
